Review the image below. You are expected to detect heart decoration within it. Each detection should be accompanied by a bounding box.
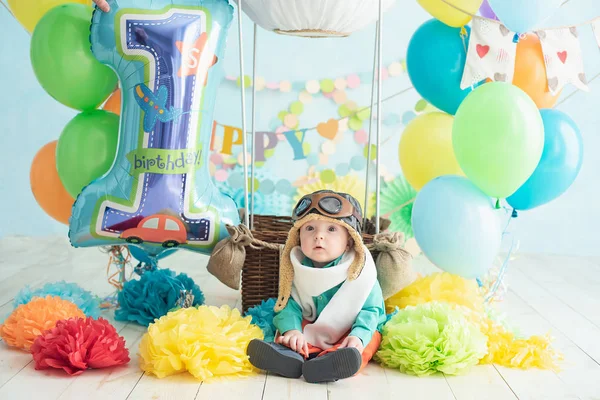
[494,72,507,82]
[317,119,339,140]
[570,27,578,37]
[476,44,490,58]
[557,51,568,64]
[548,77,558,92]
[499,25,510,37]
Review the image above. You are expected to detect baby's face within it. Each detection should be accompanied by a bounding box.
[299,220,350,267]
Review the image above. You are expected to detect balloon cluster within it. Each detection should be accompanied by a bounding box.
[401,1,583,279]
[27,0,242,264]
[26,1,119,226]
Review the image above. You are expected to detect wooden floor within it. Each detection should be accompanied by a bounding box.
[0,235,599,400]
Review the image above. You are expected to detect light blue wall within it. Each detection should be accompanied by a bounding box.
[1,1,599,255]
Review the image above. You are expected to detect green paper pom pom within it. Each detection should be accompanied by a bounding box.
[375,302,488,376]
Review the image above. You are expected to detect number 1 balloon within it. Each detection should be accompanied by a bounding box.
[70,0,240,259]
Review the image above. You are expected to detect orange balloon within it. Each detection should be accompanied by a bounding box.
[30,141,75,225]
[103,89,121,115]
[513,35,561,109]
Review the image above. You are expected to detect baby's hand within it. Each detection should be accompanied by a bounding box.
[93,0,110,12]
[276,330,309,357]
[339,336,364,354]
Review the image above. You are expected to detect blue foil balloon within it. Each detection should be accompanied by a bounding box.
[412,175,502,279]
[488,0,562,34]
[70,0,240,258]
[406,19,478,115]
[507,109,583,211]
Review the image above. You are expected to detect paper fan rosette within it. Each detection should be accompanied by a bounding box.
[380,175,417,238]
[236,0,397,37]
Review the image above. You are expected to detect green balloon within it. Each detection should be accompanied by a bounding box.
[452,82,544,199]
[30,4,117,111]
[57,110,119,198]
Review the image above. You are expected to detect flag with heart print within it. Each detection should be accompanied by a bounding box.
[460,16,517,90]
[535,27,589,95]
[592,17,600,48]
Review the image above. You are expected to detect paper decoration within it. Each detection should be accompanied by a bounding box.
[592,17,600,48]
[461,17,518,89]
[316,119,339,140]
[535,27,589,95]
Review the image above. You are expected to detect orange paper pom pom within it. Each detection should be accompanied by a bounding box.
[0,296,85,350]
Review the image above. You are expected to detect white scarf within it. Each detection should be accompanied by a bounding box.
[289,245,377,349]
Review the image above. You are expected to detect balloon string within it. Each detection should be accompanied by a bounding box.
[0,0,12,16]
[483,210,517,302]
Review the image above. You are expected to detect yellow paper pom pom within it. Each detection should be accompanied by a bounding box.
[0,295,85,350]
[139,305,264,382]
[385,272,484,314]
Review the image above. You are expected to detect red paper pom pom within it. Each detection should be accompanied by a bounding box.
[31,317,130,376]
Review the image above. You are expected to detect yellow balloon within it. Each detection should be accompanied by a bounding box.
[417,0,484,27]
[8,0,91,33]
[399,112,463,191]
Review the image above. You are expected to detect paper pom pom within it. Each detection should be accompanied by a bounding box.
[115,268,204,326]
[375,302,488,376]
[0,296,85,350]
[31,317,130,376]
[244,298,277,342]
[139,305,263,381]
[385,272,484,314]
[384,272,562,370]
[14,281,101,318]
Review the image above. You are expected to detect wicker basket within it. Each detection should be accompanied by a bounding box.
[241,215,379,312]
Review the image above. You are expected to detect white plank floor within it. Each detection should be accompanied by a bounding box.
[0,235,599,400]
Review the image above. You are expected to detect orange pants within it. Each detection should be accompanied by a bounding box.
[277,321,382,374]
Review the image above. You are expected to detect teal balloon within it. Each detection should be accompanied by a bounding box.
[412,175,502,279]
[488,0,562,33]
[507,109,583,211]
[407,19,478,115]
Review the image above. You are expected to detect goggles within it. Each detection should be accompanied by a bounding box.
[292,192,362,222]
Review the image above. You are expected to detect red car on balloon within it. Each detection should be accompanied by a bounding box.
[121,214,188,248]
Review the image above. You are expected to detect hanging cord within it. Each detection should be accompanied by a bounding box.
[250,24,258,229]
[237,0,250,227]
[363,22,379,230]
[375,0,383,234]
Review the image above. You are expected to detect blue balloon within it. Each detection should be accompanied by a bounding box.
[69,0,240,259]
[412,175,502,279]
[407,20,479,115]
[507,109,583,211]
[488,0,562,34]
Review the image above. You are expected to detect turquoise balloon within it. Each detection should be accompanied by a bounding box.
[488,0,562,33]
[407,19,478,115]
[507,109,583,211]
[412,175,502,279]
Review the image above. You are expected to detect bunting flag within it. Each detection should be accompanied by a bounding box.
[535,27,589,95]
[461,17,517,89]
[592,18,600,49]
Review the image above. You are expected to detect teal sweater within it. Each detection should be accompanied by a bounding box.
[272,254,387,346]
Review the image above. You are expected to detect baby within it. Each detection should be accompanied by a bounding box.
[247,190,386,384]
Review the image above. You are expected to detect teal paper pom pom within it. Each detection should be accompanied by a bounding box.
[14,281,101,318]
[115,269,204,326]
[244,298,277,342]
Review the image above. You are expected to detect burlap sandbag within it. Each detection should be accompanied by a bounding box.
[207,224,254,290]
[369,231,417,299]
